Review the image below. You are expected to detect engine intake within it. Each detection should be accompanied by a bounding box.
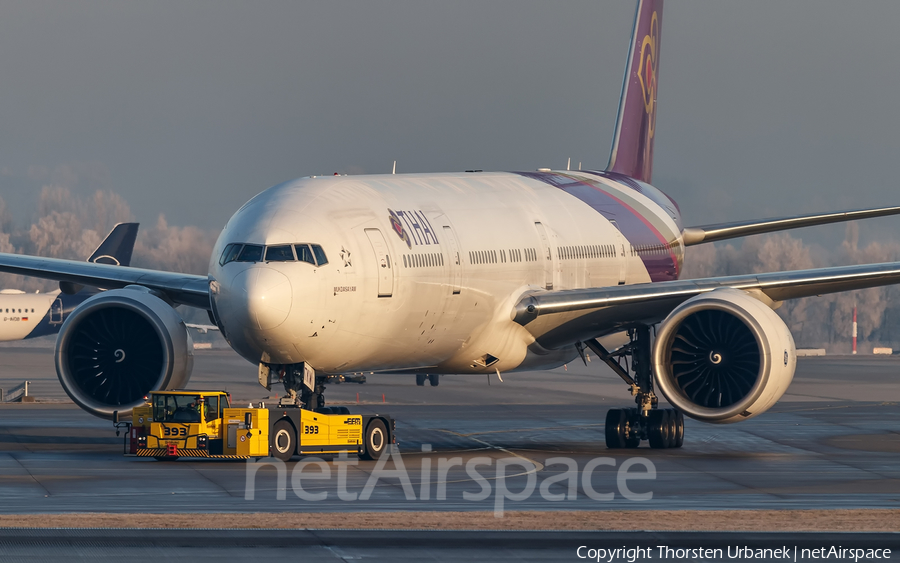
[652,289,795,424]
[55,286,194,419]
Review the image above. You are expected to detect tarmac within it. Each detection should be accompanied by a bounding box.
[0,344,898,516]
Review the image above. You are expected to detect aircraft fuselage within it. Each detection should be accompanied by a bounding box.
[209,170,684,375]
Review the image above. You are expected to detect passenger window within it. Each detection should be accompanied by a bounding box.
[295,244,315,265]
[219,243,242,266]
[237,244,263,262]
[265,245,295,262]
[312,245,328,266]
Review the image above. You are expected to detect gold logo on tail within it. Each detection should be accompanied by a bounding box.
[637,11,660,138]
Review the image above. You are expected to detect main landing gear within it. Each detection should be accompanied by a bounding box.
[415,374,440,387]
[583,326,683,449]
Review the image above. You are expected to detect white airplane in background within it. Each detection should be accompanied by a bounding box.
[0,223,138,342]
[3,0,900,449]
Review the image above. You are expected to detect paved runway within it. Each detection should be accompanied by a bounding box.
[0,346,899,514]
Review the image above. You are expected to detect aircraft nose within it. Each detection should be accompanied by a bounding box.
[231,267,293,330]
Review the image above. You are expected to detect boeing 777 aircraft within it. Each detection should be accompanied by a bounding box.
[3,0,900,449]
[0,222,138,342]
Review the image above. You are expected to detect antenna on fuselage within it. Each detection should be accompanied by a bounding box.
[578,162,582,171]
[392,160,396,175]
[567,158,571,171]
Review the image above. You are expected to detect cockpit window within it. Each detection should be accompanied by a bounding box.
[312,244,328,266]
[237,244,264,262]
[295,244,315,265]
[265,245,295,262]
[220,242,325,266]
[219,243,243,266]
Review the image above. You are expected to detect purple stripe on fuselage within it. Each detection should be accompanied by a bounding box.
[586,170,682,226]
[515,170,679,282]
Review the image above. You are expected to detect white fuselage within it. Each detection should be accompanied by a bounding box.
[0,290,58,341]
[209,170,684,375]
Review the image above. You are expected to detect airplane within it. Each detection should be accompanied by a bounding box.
[0,222,138,342]
[2,0,900,449]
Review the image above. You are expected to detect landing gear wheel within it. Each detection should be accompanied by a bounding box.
[416,374,426,386]
[360,419,388,460]
[673,410,684,448]
[428,374,439,387]
[271,420,296,461]
[605,408,626,449]
[624,408,641,448]
[664,409,677,448]
[647,409,672,449]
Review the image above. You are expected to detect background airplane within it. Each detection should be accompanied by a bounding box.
[1,0,900,451]
[0,222,138,342]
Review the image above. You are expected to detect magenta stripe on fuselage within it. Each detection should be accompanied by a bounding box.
[515,170,679,282]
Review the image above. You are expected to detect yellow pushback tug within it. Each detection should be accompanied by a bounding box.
[116,390,394,461]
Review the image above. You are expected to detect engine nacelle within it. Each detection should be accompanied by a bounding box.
[652,288,795,424]
[55,286,194,419]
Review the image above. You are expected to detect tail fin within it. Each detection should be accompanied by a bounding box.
[88,222,139,266]
[606,0,663,183]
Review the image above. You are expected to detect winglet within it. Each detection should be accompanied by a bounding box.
[606,0,663,183]
[88,222,139,266]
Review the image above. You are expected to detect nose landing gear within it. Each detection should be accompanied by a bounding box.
[259,362,328,410]
[585,326,684,449]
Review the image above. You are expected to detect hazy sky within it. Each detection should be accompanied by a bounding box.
[1,0,899,247]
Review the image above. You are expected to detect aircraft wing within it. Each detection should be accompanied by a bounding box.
[0,253,210,309]
[682,205,900,246]
[514,262,900,349]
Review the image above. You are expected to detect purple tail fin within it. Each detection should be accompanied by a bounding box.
[606,0,663,183]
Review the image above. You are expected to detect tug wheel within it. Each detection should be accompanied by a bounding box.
[271,420,296,461]
[360,419,388,460]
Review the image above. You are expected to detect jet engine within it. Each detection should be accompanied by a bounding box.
[652,288,795,424]
[55,286,194,419]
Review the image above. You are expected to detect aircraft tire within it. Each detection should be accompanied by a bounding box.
[673,410,684,448]
[605,408,626,449]
[416,374,426,386]
[647,409,671,449]
[663,409,677,448]
[428,374,440,387]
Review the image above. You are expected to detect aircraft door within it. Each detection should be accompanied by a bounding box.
[442,226,461,294]
[534,222,554,290]
[364,228,394,297]
[50,297,63,324]
[610,220,627,285]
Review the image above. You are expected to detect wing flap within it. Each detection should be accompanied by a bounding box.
[515,262,900,348]
[0,253,210,309]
